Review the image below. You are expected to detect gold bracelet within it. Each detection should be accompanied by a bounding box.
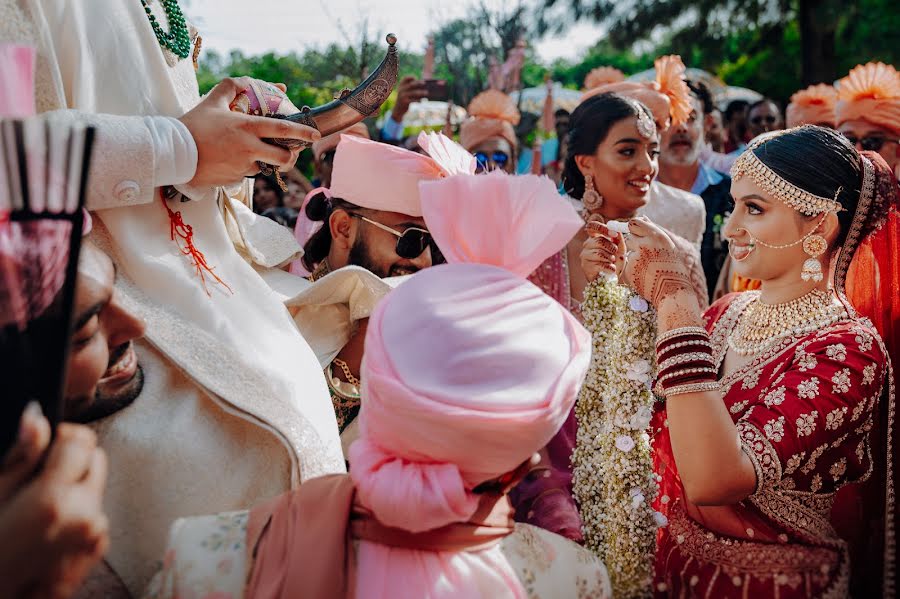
[665,381,722,397]
[656,326,709,347]
[658,366,717,384]
[658,352,715,372]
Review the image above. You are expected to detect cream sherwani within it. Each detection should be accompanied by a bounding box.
[639,180,706,248]
[1,0,344,593]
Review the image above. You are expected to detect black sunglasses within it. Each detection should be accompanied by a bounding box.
[842,134,900,153]
[350,214,442,261]
[474,151,510,172]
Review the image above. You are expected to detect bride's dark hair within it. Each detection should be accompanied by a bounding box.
[562,93,655,200]
[750,126,862,245]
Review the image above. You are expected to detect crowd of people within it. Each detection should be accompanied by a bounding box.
[1,1,899,598]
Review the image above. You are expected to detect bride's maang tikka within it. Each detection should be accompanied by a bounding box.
[731,127,844,216]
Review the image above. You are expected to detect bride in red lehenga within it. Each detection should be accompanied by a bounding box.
[607,125,897,598]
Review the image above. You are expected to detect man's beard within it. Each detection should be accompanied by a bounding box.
[66,342,146,424]
[347,233,419,279]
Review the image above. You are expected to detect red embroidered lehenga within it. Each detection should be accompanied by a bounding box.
[652,152,899,598]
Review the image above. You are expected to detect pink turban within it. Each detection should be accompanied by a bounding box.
[581,55,693,129]
[459,90,521,151]
[786,84,837,128]
[836,62,900,136]
[311,122,371,161]
[348,171,589,598]
[290,133,476,276]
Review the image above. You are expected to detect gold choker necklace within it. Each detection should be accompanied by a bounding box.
[728,289,846,356]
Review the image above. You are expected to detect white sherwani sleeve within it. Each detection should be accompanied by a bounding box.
[38,110,197,210]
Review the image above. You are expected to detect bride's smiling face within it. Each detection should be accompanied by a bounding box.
[722,176,839,283]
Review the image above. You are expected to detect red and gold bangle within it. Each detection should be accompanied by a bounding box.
[656,326,708,347]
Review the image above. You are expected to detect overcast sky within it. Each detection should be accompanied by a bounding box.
[184,0,604,63]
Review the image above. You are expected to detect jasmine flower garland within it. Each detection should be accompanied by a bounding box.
[572,276,662,598]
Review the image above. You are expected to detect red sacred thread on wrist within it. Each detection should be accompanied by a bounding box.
[161,195,232,297]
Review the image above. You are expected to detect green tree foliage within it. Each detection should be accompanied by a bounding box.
[539,0,899,102]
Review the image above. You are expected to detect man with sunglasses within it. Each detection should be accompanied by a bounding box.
[746,98,785,139]
[459,90,520,175]
[836,62,900,178]
[289,132,473,455]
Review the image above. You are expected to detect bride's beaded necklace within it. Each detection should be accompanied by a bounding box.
[728,289,847,356]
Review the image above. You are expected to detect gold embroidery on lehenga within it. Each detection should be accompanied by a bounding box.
[796,411,818,437]
[764,416,786,443]
[831,368,852,393]
[667,505,847,597]
[825,343,848,361]
[797,379,820,400]
[862,363,877,386]
[829,458,847,481]
[825,407,848,431]
[738,421,782,490]
[763,386,787,407]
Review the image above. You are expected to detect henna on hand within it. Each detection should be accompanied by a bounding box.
[629,247,694,307]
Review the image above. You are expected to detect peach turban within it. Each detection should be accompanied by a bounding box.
[786,84,837,128]
[311,122,371,161]
[581,55,693,129]
[345,170,588,598]
[583,66,625,90]
[459,89,521,151]
[836,62,900,136]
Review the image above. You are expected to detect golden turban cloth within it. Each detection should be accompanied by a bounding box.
[786,84,837,128]
[459,90,521,151]
[836,62,900,136]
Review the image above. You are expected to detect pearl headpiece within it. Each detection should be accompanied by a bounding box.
[731,126,844,216]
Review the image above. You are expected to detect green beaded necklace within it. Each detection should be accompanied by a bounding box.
[140,0,191,60]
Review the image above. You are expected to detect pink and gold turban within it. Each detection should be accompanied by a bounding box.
[459,89,521,151]
[836,62,900,136]
[786,84,837,128]
[346,171,589,597]
[311,122,371,161]
[581,55,693,129]
[583,66,625,90]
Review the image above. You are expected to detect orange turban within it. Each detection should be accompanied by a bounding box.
[835,62,900,136]
[786,84,837,128]
[580,55,692,129]
[459,90,521,151]
[583,66,625,90]
[311,122,371,161]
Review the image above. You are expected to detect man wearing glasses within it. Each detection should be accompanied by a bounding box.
[836,62,900,179]
[296,135,448,281]
[746,98,785,140]
[287,133,473,456]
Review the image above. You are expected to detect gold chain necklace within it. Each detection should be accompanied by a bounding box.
[728,289,846,356]
[325,362,360,431]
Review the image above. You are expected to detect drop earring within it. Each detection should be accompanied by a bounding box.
[582,174,604,212]
[801,234,827,282]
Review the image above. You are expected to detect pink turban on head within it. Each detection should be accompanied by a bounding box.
[348,171,588,598]
[786,84,837,128]
[459,90,521,151]
[290,133,476,276]
[835,62,900,136]
[311,122,371,161]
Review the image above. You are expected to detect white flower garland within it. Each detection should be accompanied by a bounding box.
[572,276,662,598]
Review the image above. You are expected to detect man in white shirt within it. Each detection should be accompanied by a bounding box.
[3,0,346,593]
